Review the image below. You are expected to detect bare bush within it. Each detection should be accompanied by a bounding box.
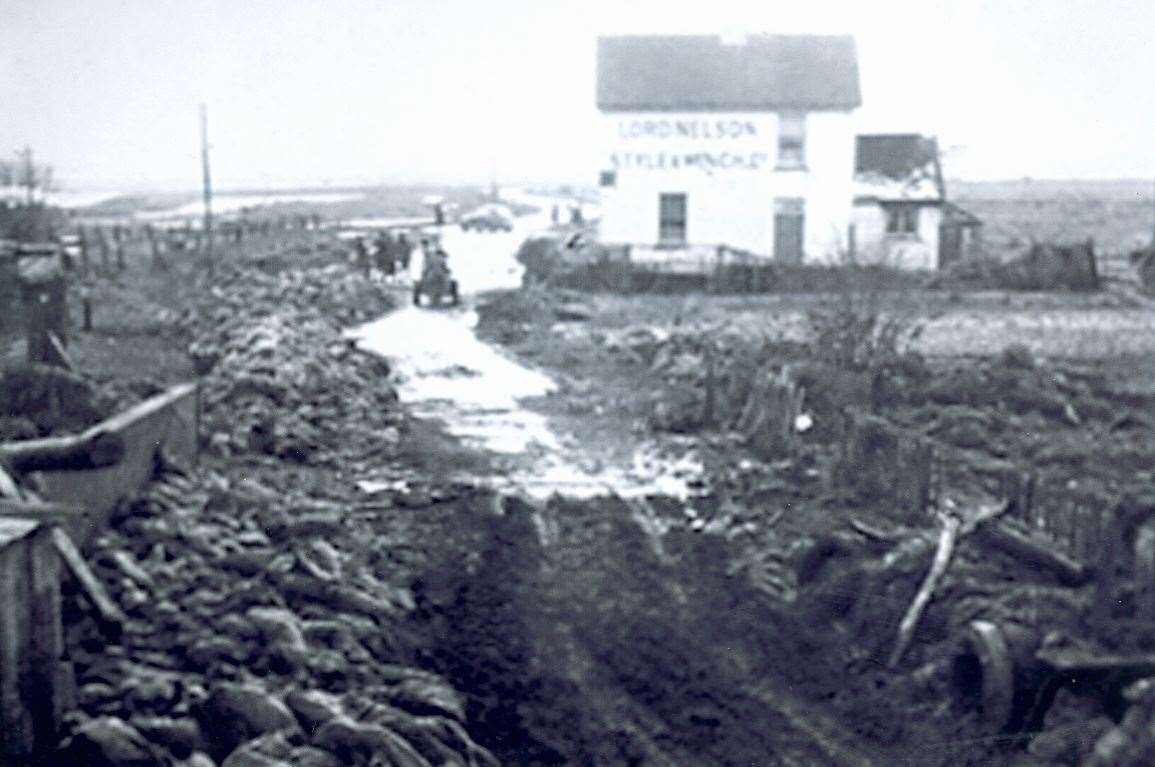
[806,284,926,374]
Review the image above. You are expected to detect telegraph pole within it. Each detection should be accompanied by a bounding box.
[18,147,34,205]
[200,104,214,272]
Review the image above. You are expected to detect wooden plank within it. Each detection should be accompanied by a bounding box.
[0,428,125,473]
[0,518,38,547]
[37,382,198,545]
[27,524,65,750]
[889,514,962,668]
[1136,523,1155,620]
[0,531,34,756]
[51,528,126,631]
[0,466,21,499]
[973,519,1091,586]
[1037,647,1155,675]
[0,501,89,542]
[47,331,72,371]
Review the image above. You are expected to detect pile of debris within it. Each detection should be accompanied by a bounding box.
[932,240,1100,292]
[50,258,501,766]
[58,469,497,767]
[183,264,399,464]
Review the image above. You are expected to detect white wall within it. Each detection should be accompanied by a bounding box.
[851,202,942,270]
[598,111,856,262]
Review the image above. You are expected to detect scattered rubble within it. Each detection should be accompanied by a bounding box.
[6,222,1153,766]
[474,281,1155,764]
[50,256,500,767]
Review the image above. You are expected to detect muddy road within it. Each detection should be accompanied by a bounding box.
[351,203,701,500]
[346,204,891,765]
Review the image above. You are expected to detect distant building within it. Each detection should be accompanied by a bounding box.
[852,134,982,270]
[596,34,862,265]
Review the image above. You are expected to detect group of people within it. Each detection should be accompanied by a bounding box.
[353,230,452,283]
[549,203,585,227]
[353,230,414,280]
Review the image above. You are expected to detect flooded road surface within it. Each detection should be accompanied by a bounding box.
[350,194,701,499]
[350,196,881,767]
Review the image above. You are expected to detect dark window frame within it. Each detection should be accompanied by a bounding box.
[599,170,617,188]
[776,112,807,170]
[884,203,920,236]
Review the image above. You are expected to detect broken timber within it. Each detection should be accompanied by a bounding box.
[972,518,1092,586]
[889,513,961,668]
[887,502,1010,668]
[0,499,88,526]
[0,428,125,473]
[51,527,126,634]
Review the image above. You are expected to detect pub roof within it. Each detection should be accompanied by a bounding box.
[597,34,862,113]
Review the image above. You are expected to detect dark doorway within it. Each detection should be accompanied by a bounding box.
[774,198,804,263]
[658,192,687,246]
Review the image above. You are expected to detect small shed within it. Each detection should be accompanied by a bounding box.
[851,134,982,270]
[939,202,984,268]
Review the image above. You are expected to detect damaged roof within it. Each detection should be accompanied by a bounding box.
[854,134,945,202]
[597,34,862,112]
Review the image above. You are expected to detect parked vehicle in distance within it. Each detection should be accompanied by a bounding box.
[459,204,514,233]
[413,254,459,307]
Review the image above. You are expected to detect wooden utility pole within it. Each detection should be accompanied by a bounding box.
[18,147,34,205]
[199,104,214,272]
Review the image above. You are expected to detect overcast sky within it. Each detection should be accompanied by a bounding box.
[2,0,1153,191]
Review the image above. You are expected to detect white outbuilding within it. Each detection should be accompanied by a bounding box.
[596,34,863,266]
[851,134,984,270]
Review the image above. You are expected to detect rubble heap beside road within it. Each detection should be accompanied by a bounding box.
[54,257,500,767]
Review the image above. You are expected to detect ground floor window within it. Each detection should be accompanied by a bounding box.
[658,192,687,245]
[885,203,919,235]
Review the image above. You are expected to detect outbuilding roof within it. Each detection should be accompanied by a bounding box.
[854,134,945,202]
[597,34,862,112]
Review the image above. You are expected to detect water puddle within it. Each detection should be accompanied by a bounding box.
[350,305,702,500]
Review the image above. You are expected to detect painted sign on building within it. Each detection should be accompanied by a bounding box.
[607,115,772,176]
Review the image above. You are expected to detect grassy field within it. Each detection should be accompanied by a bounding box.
[534,288,1155,364]
[953,178,1155,257]
[75,184,503,222]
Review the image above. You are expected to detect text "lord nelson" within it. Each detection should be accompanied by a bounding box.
[617,119,759,140]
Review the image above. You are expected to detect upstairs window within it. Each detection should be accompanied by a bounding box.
[885,204,919,235]
[777,113,807,169]
[599,170,617,188]
[658,192,687,245]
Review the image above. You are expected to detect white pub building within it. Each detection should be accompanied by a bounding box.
[597,34,862,264]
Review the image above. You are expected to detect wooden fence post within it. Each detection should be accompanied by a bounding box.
[831,410,935,521]
[76,226,90,277]
[97,228,111,273]
[113,225,126,271]
[1135,522,1155,621]
[1095,504,1125,623]
[145,224,162,270]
